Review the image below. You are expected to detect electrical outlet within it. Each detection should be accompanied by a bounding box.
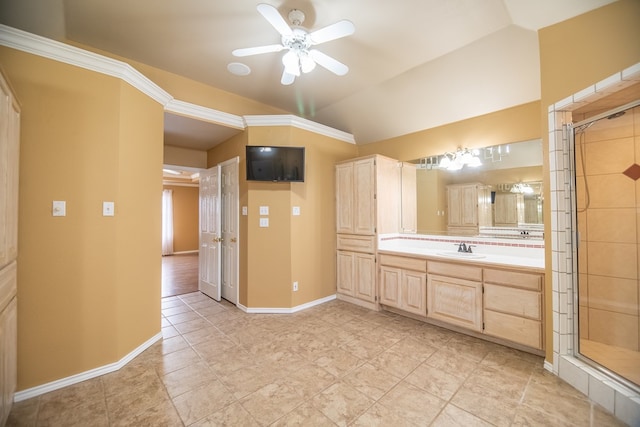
[293,281,298,292]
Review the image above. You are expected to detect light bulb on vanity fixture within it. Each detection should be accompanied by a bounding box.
[439,148,482,171]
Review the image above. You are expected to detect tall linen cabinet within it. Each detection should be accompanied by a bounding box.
[0,69,20,425]
[335,155,413,309]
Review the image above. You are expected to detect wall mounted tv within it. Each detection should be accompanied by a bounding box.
[246,146,305,182]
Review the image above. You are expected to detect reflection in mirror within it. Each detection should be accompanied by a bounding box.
[410,139,543,238]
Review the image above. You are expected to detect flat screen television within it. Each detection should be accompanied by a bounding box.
[246,146,305,182]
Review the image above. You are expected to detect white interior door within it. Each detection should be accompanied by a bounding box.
[199,166,221,300]
[221,158,239,304]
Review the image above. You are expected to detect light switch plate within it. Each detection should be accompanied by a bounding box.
[259,206,269,215]
[103,201,115,217]
[242,206,248,216]
[292,206,301,216]
[52,201,66,217]
[259,218,269,227]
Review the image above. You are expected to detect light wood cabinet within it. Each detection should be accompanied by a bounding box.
[336,158,375,235]
[400,162,417,233]
[447,183,491,235]
[0,295,17,425]
[494,193,524,226]
[379,254,426,317]
[335,155,416,309]
[0,69,19,426]
[483,267,544,350]
[337,251,376,303]
[375,255,545,353]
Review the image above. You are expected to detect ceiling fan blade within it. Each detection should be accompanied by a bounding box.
[309,49,349,76]
[309,20,355,45]
[257,3,292,36]
[232,44,284,57]
[281,70,296,85]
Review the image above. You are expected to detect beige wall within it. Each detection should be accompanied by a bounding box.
[357,101,541,161]
[538,0,640,362]
[0,46,163,389]
[207,127,358,308]
[1,34,292,391]
[163,185,199,253]
[163,145,207,169]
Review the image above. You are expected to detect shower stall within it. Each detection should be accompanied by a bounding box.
[572,100,640,389]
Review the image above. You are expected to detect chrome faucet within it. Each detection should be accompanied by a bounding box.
[457,242,474,253]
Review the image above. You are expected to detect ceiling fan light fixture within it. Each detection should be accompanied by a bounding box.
[299,52,316,73]
[234,4,354,85]
[282,50,300,76]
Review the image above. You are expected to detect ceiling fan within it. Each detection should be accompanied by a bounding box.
[232,3,355,85]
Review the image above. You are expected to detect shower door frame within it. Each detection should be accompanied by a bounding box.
[568,100,640,392]
[547,62,640,424]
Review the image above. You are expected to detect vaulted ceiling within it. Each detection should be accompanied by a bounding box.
[0,0,616,148]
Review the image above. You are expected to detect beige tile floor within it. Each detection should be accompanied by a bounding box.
[8,292,626,426]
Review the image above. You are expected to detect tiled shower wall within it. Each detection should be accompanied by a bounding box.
[575,105,640,351]
[548,62,640,425]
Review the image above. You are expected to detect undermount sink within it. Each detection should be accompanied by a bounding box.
[436,251,486,259]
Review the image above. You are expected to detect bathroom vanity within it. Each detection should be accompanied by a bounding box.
[336,152,545,355]
[377,234,545,355]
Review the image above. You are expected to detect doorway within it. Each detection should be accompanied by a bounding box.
[199,157,239,304]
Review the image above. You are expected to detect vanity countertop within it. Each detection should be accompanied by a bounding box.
[377,235,544,270]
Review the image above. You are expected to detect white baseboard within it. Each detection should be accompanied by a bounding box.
[238,294,336,314]
[544,360,554,373]
[14,332,162,402]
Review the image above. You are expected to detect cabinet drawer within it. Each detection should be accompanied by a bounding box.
[484,284,541,320]
[484,310,542,350]
[0,261,17,313]
[427,274,483,332]
[337,235,375,253]
[428,260,482,281]
[379,254,426,272]
[484,268,542,291]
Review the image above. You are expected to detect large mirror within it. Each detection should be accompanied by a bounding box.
[409,139,543,237]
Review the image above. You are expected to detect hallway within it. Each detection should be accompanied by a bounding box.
[162,254,198,298]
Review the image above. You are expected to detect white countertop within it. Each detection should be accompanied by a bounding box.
[377,238,545,270]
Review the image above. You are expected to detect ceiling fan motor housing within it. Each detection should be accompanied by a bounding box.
[282,29,311,52]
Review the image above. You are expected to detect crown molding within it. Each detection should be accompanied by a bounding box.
[165,99,245,129]
[0,24,172,105]
[0,24,356,143]
[244,115,355,144]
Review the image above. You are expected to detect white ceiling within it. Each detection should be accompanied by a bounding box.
[0,0,617,149]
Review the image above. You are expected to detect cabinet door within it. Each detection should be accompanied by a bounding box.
[401,270,426,316]
[460,185,478,226]
[447,186,462,227]
[355,252,376,303]
[336,163,354,234]
[401,162,417,233]
[379,265,401,308]
[427,274,482,332]
[0,298,17,426]
[494,193,517,226]
[336,251,355,296]
[353,158,375,235]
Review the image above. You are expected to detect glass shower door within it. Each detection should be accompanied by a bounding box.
[574,103,640,388]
